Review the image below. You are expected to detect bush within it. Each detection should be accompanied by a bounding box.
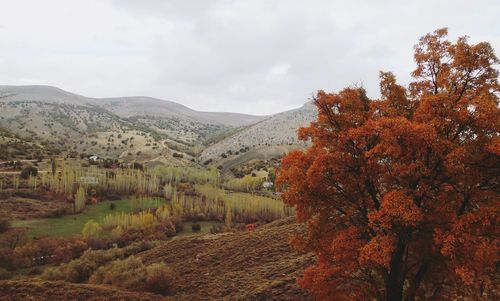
[210,224,224,234]
[191,223,201,232]
[82,220,103,239]
[89,256,174,295]
[0,220,10,233]
[42,242,154,283]
[88,256,146,289]
[145,262,175,295]
[20,166,38,179]
[109,203,116,210]
[10,237,87,269]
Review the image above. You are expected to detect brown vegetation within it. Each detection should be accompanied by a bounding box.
[139,217,313,300]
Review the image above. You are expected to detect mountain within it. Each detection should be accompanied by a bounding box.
[0,85,317,168]
[0,85,265,127]
[0,85,89,105]
[98,97,264,127]
[0,85,269,163]
[200,101,317,168]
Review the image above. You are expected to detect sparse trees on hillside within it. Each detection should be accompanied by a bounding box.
[277,28,499,300]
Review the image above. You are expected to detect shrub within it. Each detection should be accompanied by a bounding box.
[42,242,154,283]
[145,262,175,295]
[88,256,146,290]
[89,256,174,295]
[20,166,38,179]
[12,237,79,268]
[210,224,224,234]
[82,220,103,239]
[172,152,183,158]
[191,223,201,232]
[0,220,9,233]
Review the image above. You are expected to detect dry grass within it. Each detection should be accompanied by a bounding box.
[0,280,165,301]
[139,217,314,300]
[0,218,313,300]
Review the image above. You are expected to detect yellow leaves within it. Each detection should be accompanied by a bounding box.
[74,185,86,213]
[82,220,103,239]
[101,211,157,230]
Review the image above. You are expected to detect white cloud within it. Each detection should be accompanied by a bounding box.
[0,0,499,115]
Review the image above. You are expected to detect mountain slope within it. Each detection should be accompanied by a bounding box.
[200,102,316,165]
[0,85,89,105]
[0,85,267,161]
[0,85,265,127]
[98,97,265,127]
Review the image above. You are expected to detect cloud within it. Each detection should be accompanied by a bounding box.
[0,0,499,115]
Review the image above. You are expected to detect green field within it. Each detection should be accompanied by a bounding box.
[12,200,136,238]
[12,199,222,239]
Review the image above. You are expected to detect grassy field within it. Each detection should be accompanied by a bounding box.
[12,200,136,238]
[12,199,222,239]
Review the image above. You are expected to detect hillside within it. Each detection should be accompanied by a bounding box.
[0,280,165,301]
[200,102,316,167]
[98,97,265,127]
[139,217,313,300]
[0,85,315,168]
[0,85,267,162]
[0,218,313,301]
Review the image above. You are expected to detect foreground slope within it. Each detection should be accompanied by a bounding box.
[0,218,313,301]
[0,280,165,301]
[140,217,313,300]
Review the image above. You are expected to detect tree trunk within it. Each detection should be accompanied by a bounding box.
[386,237,406,301]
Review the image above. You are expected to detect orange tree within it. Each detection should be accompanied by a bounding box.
[276,28,499,301]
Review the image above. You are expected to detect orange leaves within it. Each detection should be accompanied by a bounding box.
[276,28,499,301]
[438,206,499,289]
[359,234,396,268]
[369,191,423,230]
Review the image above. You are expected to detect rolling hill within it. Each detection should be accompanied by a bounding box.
[0,218,313,301]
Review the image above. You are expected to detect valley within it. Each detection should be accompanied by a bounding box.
[0,85,314,300]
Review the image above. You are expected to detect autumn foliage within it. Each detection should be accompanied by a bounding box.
[277,28,499,300]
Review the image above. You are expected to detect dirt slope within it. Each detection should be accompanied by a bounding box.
[140,217,314,301]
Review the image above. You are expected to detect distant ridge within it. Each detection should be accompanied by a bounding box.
[0,85,266,127]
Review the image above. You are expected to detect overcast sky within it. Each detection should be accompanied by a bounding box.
[0,0,498,115]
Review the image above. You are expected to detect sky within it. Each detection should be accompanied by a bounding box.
[0,0,499,115]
